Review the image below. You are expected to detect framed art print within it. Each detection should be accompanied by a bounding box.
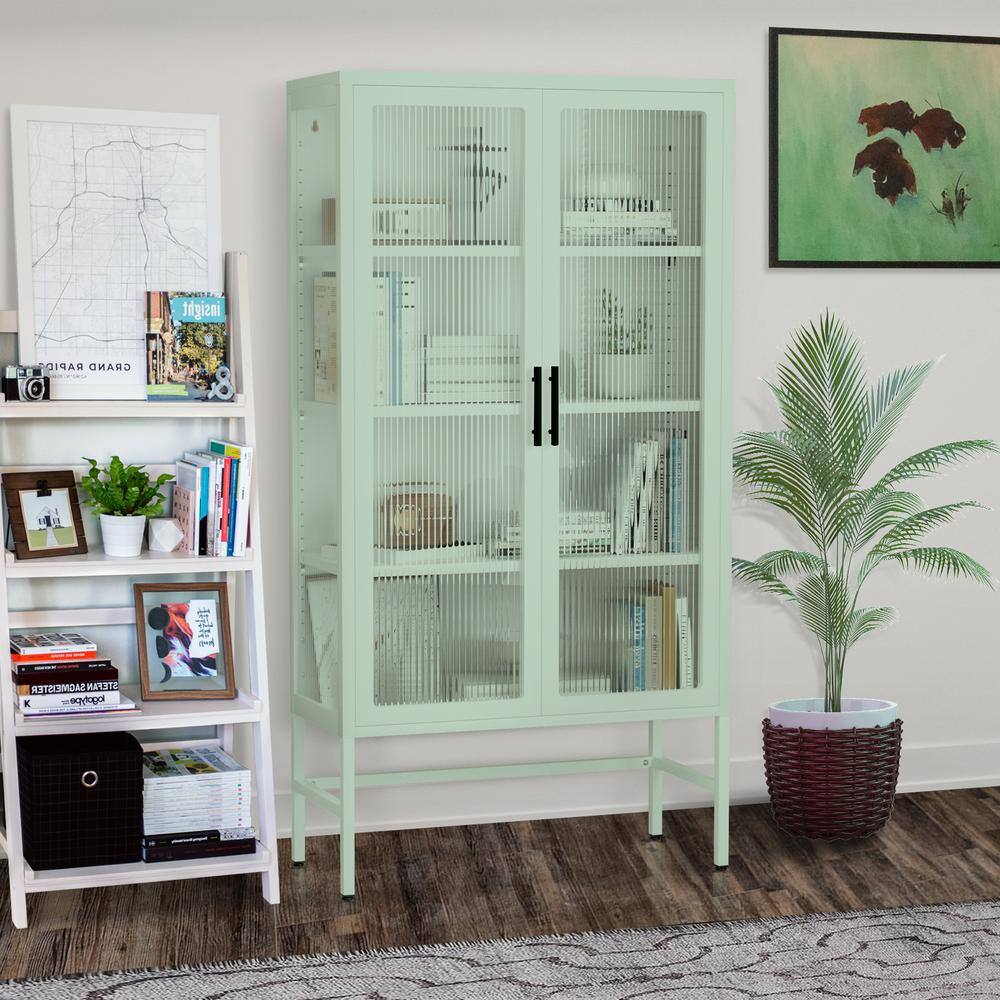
[770,27,1000,267]
[1,470,88,560]
[134,582,236,700]
[9,105,222,398]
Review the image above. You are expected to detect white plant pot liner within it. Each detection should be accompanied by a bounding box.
[99,514,146,558]
[768,697,898,731]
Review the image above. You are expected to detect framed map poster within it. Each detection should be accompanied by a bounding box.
[10,106,222,398]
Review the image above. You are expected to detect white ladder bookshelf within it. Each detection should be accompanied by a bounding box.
[0,251,279,928]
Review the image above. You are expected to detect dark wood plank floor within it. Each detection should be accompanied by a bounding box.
[1,786,999,980]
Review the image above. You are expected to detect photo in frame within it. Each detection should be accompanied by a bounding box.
[134,582,236,700]
[770,27,1000,267]
[1,470,88,560]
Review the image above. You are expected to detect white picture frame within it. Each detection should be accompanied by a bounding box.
[9,105,222,400]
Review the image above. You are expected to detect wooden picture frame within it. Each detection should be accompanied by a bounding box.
[770,26,1000,267]
[134,582,236,700]
[1,470,88,560]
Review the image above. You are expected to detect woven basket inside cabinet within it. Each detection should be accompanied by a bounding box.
[762,718,903,840]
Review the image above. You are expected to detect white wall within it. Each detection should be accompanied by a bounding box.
[2,0,998,837]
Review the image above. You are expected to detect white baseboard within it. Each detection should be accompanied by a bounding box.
[274,739,1000,839]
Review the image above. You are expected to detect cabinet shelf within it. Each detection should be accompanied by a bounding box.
[560,552,700,571]
[560,244,702,257]
[4,547,255,579]
[371,244,522,257]
[562,399,700,415]
[13,685,262,736]
[372,557,520,578]
[373,403,520,418]
[23,843,272,893]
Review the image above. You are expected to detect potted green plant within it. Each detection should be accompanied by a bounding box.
[733,313,995,839]
[591,289,655,399]
[79,457,174,558]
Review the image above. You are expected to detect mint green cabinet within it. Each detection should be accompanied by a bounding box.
[289,72,733,897]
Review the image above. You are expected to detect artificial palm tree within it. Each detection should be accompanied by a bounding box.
[733,313,995,712]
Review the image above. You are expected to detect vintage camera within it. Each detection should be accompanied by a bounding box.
[2,365,51,402]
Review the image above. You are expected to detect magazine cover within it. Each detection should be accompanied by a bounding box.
[144,292,233,402]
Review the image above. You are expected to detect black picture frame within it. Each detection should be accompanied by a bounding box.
[769,26,1000,268]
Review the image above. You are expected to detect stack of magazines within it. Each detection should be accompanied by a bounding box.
[141,747,256,863]
[11,631,138,719]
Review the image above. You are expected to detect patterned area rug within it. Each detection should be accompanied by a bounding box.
[5,900,1000,999]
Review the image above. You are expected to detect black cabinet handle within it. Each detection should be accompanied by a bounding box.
[548,365,559,446]
[531,366,543,446]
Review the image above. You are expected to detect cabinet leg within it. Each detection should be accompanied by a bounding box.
[713,714,730,869]
[647,720,663,839]
[291,716,306,867]
[339,734,356,899]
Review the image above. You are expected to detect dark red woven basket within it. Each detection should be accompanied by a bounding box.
[762,718,902,840]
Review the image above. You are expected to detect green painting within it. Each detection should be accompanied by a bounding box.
[770,28,1000,267]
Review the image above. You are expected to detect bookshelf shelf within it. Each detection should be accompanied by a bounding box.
[13,686,262,736]
[0,397,248,420]
[23,842,272,893]
[290,71,733,898]
[4,547,255,579]
[0,252,280,929]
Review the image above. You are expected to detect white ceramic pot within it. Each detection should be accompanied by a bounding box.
[99,513,147,558]
[768,697,898,731]
[591,354,655,400]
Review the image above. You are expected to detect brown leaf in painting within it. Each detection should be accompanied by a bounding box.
[852,138,917,205]
[858,100,916,137]
[912,108,966,151]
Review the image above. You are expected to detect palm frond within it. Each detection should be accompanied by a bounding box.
[756,549,827,577]
[841,487,922,549]
[860,502,985,581]
[733,431,824,547]
[847,606,898,646]
[883,546,994,588]
[855,360,936,478]
[876,440,999,488]
[795,572,849,646]
[732,558,795,599]
[770,313,868,480]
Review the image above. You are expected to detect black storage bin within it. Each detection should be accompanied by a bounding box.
[17,731,142,870]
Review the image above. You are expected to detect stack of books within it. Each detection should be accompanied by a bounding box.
[625,588,695,691]
[423,335,519,404]
[561,199,678,246]
[488,511,613,557]
[141,747,256,863]
[374,271,421,405]
[614,431,688,555]
[173,438,253,558]
[11,632,138,719]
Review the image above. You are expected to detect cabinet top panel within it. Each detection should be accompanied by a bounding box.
[287,71,734,96]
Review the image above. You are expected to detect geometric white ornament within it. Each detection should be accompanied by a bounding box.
[148,517,185,553]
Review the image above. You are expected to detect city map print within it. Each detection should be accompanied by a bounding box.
[25,119,213,398]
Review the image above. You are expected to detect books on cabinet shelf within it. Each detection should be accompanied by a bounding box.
[625,587,694,692]
[614,430,688,555]
[173,438,253,558]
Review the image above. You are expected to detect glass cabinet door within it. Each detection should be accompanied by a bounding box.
[351,86,543,726]
[540,89,727,715]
